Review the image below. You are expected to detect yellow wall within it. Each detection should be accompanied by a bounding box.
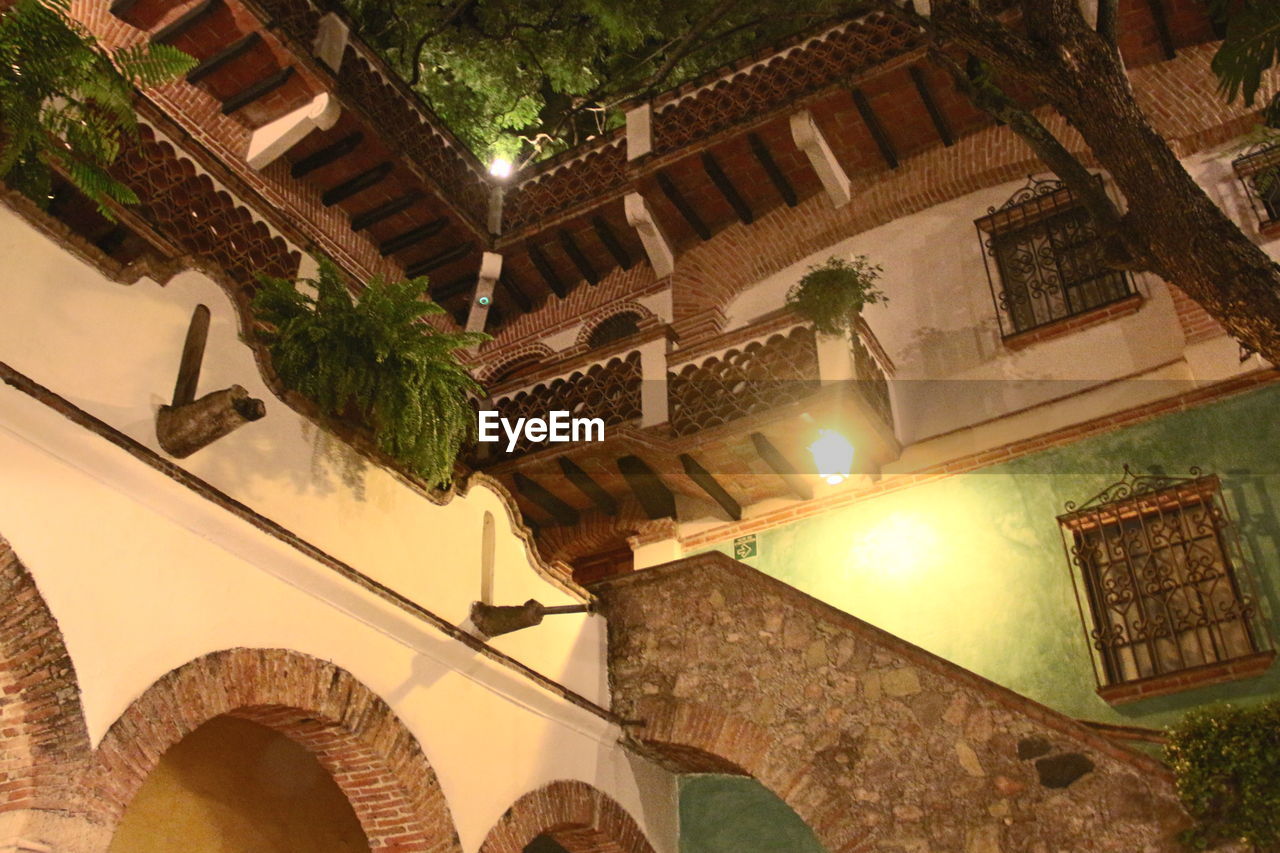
[109,717,369,853]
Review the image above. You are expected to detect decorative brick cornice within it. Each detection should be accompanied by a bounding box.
[81,647,463,851]
[478,779,655,853]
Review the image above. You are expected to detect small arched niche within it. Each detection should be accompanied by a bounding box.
[108,715,369,853]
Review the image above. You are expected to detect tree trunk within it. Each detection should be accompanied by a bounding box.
[937,2,1280,364]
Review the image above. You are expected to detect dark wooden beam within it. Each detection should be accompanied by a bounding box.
[701,151,753,225]
[679,454,741,521]
[558,457,617,516]
[748,132,797,207]
[750,432,812,501]
[1143,0,1176,60]
[406,242,473,278]
[321,162,392,206]
[558,230,599,285]
[527,244,568,298]
[498,275,532,313]
[221,66,294,115]
[379,218,447,256]
[350,192,421,232]
[432,274,476,301]
[290,131,363,179]
[187,32,260,84]
[617,456,676,519]
[908,66,954,148]
[151,0,218,44]
[514,473,579,526]
[656,171,711,240]
[591,216,633,270]
[850,88,899,170]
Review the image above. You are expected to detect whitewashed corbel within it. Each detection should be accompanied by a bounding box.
[466,252,504,333]
[245,93,341,170]
[624,192,674,278]
[790,109,851,208]
[313,13,349,73]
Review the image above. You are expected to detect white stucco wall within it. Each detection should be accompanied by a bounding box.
[0,205,677,852]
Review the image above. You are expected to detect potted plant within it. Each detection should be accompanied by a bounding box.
[253,257,487,488]
[785,255,888,336]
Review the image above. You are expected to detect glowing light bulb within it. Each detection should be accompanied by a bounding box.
[488,157,512,178]
[808,429,854,485]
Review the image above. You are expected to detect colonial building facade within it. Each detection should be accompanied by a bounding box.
[1,0,1277,851]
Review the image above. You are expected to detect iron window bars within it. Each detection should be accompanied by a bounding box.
[976,176,1134,338]
[1058,466,1274,701]
[1232,142,1280,233]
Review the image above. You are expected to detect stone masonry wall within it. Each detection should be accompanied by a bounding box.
[592,553,1224,853]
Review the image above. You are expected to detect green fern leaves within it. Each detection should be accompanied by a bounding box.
[253,258,488,488]
[0,0,194,217]
[1211,0,1280,107]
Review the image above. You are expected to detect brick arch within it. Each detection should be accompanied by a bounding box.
[82,647,462,852]
[573,301,659,350]
[478,779,655,853]
[479,343,555,384]
[0,535,91,814]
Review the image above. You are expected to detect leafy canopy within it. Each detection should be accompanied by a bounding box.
[0,0,193,217]
[253,258,488,487]
[786,255,888,336]
[1164,700,1280,849]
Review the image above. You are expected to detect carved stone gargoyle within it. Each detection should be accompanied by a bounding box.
[470,599,594,638]
[156,305,265,458]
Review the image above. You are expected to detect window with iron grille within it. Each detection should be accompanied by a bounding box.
[1058,467,1274,702]
[1232,143,1280,232]
[976,176,1134,337]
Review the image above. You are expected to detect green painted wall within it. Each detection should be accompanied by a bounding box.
[679,775,827,853]
[700,384,1280,729]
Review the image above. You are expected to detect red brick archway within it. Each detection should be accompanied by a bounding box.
[82,647,462,852]
[0,535,90,815]
[478,779,655,853]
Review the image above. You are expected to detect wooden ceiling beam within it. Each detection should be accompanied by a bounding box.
[514,473,579,526]
[656,171,711,240]
[321,162,392,206]
[618,455,676,520]
[748,132,798,207]
[221,66,294,115]
[558,230,599,285]
[592,216,634,270]
[558,457,618,516]
[151,0,218,44]
[850,87,898,170]
[1143,0,1176,60]
[908,66,954,148]
[290,131,363,179]
[750,432,812,501]
[350,191,422,232]
[701,151,753,225]
[187,32,261,84]
[406,242,473,278]
[679,453,741,521]
[498,275,532,313]
[379,218,447,256]
[527,244,569,298]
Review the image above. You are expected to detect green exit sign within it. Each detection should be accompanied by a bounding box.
[733,534,758,560]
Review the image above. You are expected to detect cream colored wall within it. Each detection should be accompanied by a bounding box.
[109,717,369,853]
[0,206,677,853]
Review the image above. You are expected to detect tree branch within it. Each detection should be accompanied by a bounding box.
[406,0,477,86]
[1096,0,1119,46]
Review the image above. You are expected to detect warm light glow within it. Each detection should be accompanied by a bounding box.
[808,429,854,485]
[848,513,939,578]
[488,157,512,178]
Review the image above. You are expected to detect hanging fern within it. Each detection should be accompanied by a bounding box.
[785,255,888,337]
[0,0,194,217]
[1210,0,1280,108]
[253,258,488,488]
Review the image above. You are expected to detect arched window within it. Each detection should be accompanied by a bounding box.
[587,312,641,349]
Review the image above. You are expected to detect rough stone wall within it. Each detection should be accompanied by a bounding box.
[593,552,1208,853]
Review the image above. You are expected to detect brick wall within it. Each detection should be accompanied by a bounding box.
[478,779,654,853]
[592,553,1219,853]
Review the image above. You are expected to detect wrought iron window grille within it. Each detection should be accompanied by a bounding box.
[1231,142,1280,232]
[975,175,1134,338]
[1058,466,1275,700]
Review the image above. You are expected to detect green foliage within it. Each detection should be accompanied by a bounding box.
[0,0,193,217]
[340,0,850,162]
[1164,700,1280,850]
[253,258,488,487]
[1210,0,1280,108]
[785,255,887,336]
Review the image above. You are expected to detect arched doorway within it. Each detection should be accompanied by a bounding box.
[108,715,369,852]
[478,779,655,853]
